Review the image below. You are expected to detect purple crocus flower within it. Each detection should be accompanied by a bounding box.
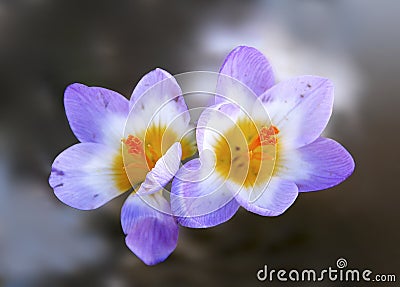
[171,46,355,228]
[49,68,196,265]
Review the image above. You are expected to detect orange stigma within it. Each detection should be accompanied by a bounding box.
[248,126,279,153]
[123,135,144,155]
[120,125,196,187]
[214,118,280,188]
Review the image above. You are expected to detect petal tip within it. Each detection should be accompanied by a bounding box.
[125,234,176,266]
[153,67,173,78]
[64,83,87,100]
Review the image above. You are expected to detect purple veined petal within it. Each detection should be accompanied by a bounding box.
[215,46,275,105]
[121,191,178,265]
[136,142,182,195]
[126,68,190,138]
[233,177,298,217]
[171,153,240,228]
[259,76,334,149]
[49,143,130,210]
[64,83,129,147]
[196,102,243,153]
[278,137,355,192]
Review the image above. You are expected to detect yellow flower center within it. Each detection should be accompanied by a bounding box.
[214,118,279,188]
[111,150,132,192]
[115,125,196,190]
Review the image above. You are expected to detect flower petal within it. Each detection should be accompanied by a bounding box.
[278,137,355,192]
[121,192,178,265]
[49,143,130,210]
[171,156,240,228]
[234,177,298,216]
[136,142,182,195]
[259,76,334,149]
[64,83,129,146]
[216,46,274,105]
[196,102,242,153]
[127,68,190,138]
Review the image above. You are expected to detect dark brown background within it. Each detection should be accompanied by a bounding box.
[0,0,399,286]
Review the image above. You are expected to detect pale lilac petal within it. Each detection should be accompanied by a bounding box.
[259,76,334,149]
[171,157,240,228]
[137,142,182,195]
[49,143,129,210]
[121,192,178,265]
[278,137,355,192]
[234,177,298,216]
[216,46,274,105]
[196,102,242,153]
[64,83,129,147]
[126,69,190,138]
[130,68,182,108]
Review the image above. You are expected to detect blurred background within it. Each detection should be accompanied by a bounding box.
[0,0,399,286]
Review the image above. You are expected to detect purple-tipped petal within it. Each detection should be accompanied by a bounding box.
[279,137,355,192]
[137,142,182,195]
[171,158,240,228]
[259,76,334,149]
[126,69,191,141]
[234,177,298,216]
[130,68,181,107]
[49,143,129,210]
[216,46,275,105]
[64,83,129,146]
[121,192,178,265]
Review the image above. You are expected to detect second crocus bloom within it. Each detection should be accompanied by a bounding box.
[171,46,355,228]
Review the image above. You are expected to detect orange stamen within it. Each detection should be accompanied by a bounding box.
[248,136,261,151]
[146,144,159,162]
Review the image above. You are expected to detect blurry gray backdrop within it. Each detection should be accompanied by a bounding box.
[0,0,399,286]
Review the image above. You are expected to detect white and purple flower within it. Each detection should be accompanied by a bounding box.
[49,68,196,265]
[171,46,355,228]
[49,46,355,264]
